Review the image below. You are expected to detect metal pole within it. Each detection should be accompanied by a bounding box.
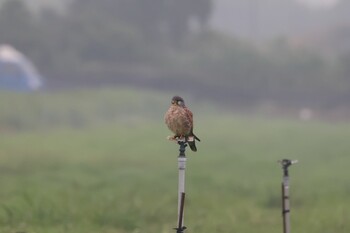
[174,139,187,233]
[278,159,298,233]
[177,192,186,232]
[282,173,290,233]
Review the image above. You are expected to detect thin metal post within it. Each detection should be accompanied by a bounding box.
[177,192,186,232]
[282,175,290,233]
[174,139,187,233]
[278,159,298,233]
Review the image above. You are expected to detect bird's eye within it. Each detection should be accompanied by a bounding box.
[177,101,182,105]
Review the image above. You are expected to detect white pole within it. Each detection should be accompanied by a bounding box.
[178,156,187,227]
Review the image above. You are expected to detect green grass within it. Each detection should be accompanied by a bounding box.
[0,88,350,233]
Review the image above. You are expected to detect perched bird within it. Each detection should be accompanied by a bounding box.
[165,96,200,152]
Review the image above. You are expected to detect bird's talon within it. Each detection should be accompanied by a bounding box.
[167,136,177,141]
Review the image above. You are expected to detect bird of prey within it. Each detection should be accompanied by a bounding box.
[165,96,200,152]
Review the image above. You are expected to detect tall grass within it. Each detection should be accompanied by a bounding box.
[0,88,349,233]
[0,87,171,130]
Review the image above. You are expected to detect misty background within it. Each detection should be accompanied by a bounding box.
[1,0,350,116]
[1,1,350,233]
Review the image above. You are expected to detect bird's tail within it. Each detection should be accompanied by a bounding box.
[194,134,200,142]
[188,141,197,152]
[188,133,200,152]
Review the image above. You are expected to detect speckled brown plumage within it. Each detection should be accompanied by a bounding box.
[165,96,200,152]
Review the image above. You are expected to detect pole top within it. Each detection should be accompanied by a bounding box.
[278,159,298,169]
[167,136,191,157]
[278,159,298,176]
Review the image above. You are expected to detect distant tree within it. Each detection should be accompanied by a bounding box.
[69,0,213,48]
[0,0,38,50]
[189,0,212,26]
[0,0,47,71]
[164,0,212,47]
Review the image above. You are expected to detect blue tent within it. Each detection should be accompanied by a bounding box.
[0,45,43,91]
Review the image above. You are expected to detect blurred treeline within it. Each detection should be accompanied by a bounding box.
[0,0,350,107]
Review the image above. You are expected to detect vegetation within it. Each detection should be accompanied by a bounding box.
[0,88,350,233]
[0,0,350,106]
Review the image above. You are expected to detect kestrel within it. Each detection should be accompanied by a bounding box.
[165,96,200,152]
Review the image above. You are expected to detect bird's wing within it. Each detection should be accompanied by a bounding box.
[184,107,194,128]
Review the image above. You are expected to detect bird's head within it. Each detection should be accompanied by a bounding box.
[171,96,185,107]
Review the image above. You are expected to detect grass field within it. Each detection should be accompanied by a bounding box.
[0,88,350,233]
